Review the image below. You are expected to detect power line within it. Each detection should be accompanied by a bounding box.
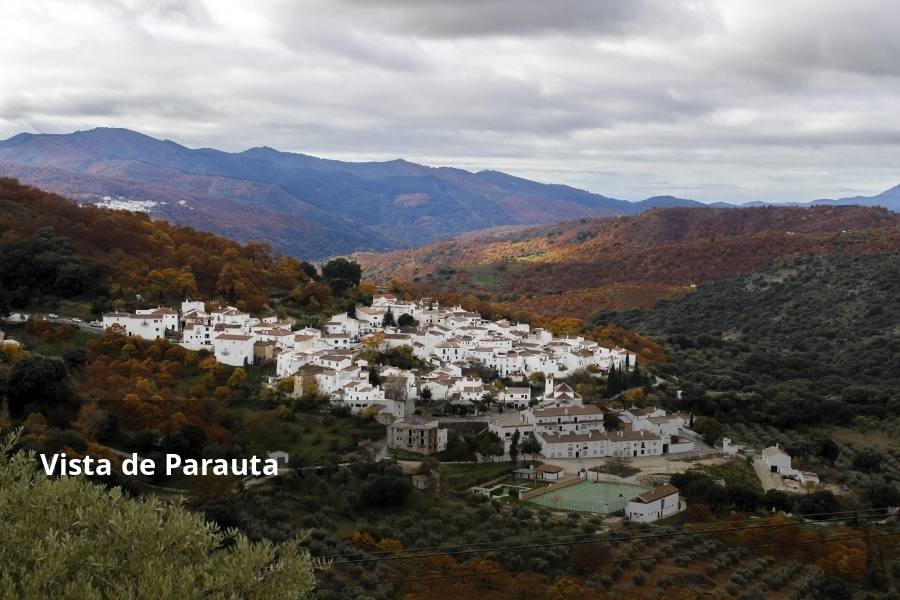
[327,510,895,565]
[358,530,900,587]
[316,507,888,561]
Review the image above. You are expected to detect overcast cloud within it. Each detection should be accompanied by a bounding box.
[2,0,900,201]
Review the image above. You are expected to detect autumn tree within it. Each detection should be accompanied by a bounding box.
[147,266,198,302]
[215,264,245,304]
[289,281,331,307]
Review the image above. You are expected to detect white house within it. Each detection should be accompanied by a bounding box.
[537,429,662,459]
[213,333,255,367]
[211,307,251,328]
[626,484,680,523]
[540,377,583,408]
[762,445,792,474]
[499,387,531,409]
[341,380,388,414]
[524,404,605,434]
[762,444,820,487]
[451,377,487,404]
[102,307,178,340]
[488,412,532,456]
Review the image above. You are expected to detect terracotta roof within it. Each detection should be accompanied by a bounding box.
[533,405,603,417]
[536,464,564,473]
[762,446,790,458]
[539,430,609,443]
[632,484,679,504]
[613,430,660,442]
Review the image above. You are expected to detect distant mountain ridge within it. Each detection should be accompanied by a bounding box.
[0,128,645,258]
[358,204,900,319]
[1,127,898,258]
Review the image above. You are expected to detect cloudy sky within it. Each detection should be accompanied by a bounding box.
[2,0,900,201]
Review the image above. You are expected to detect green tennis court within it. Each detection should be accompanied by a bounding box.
[530,480,648,513]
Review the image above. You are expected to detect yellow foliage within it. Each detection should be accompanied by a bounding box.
[350,531,376,547]
[374,538,403,552]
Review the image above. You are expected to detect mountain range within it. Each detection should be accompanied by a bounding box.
[2,127,898,259]
[358,204,900,319]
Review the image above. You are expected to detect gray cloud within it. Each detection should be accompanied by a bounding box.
[1,0,900,202]
[330,0,720,39]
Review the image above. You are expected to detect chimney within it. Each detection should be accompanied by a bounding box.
[545,374,554,398]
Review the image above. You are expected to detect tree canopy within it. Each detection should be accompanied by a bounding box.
[0,430,317,599]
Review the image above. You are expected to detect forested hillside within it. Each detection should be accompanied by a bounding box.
[359,205,900,319]
[0,178,319,313]
[603,252,900,428]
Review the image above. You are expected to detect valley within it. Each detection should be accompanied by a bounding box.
[2,178,899,599]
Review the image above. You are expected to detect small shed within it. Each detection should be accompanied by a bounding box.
[267,450,290,466]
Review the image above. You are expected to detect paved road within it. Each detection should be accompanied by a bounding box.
[3,313,104,335]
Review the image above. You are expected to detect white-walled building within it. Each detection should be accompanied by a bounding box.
[626,484,680,523]
[762,445,820,487]
[387,417,448,455]
[213,333,255,366]
[499,387,531,409]
[538,429,662,459]
[762,445,792,474]
[524,404,605,434]
[102,307,179,340]
[341,380,387,413]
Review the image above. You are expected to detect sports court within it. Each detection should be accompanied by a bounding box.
[530,480,648,514]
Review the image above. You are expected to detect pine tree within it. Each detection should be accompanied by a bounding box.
[606,364,619,398]
[521,433,542,465]
[630,358,643,387]
[509,429,521,464]
[382,308,396,327]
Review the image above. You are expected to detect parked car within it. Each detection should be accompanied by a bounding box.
[48,313,59,318]
[71,318,82,323]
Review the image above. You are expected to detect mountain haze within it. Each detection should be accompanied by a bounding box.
[0,128,659,258]
[5,128,898,260]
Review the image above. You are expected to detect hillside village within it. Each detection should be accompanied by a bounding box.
[92,292,850,528]
[100,294,698,466]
